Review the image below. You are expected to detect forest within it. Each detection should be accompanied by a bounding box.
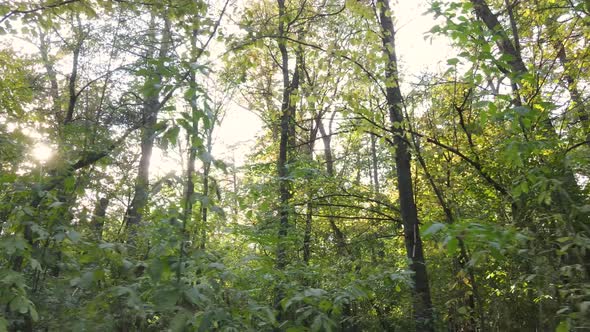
[0,0,589,331]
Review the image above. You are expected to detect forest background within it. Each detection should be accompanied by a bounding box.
[0,0,589,331]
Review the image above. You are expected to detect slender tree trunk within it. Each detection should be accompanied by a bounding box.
[370,134,380,195]
[303,113,318,264]
[91,197,109,241]
[200,146,210,250]
[275,0,300,271]
[124,16,171,239]
[65,14,84,125]
[376,1,434,329]
[413,136,483,331]
[317,119,347,254]
[553,36,590,140]
[124,100,158,234]
[274,0,298,315]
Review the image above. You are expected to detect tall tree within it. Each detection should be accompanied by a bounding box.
[124,14,172,238]
[376,0,434,329]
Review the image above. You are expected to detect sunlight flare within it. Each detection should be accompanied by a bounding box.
[32,143,53,163]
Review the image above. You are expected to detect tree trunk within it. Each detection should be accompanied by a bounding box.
[376,1,434,329]
[553,36,590,140]
[470,0,526,76]
[275,0,300,271]
[200,147,210,250]
[413,135,482,331]
[317,119,348,254]
[274,0,299,314]
[303,112,318,264]
[370,134,380,195]
[124,100,158,236]
[124,16,171,239]
[91,197,109,241]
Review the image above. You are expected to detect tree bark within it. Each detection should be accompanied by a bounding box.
[370,134,380,195]
[124,99,158,235]
[91,197,109,241]
[200,140,211,250]
[303,108,319,264]
[124,16,172,239]
[275,0,300,271]
[317,118,348,254]
[470,0,527,76]
[376,1,434,329]
[65,14,84,125]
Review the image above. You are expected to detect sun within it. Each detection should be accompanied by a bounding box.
[32,143,53,163]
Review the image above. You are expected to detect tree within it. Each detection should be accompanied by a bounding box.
[376,0,434,329]
[1,0,589,330]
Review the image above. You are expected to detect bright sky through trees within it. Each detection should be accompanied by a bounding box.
[212,0,453,169]
[1,0,588,331]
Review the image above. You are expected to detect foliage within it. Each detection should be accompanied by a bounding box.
[0,0,588,331]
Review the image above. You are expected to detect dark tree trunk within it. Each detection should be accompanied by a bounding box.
[91,197,109,241]
[554,35,589,139]
[274,0,301,315]
[303,112,318,264]
[370,134,380,195]
[200,149,210,250]
[275,0,300,271]
[470,0,527,76]
[124,100,158,235]
[317,119,347,254]
[376,1,434,329]
[65,14,84,125]
[124,16,171,239]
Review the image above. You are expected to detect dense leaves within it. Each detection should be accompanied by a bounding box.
[0,0,589,331]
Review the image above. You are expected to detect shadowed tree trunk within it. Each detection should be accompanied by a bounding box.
[376,0,434,329]
[317,118,348,254]
[370,134,380,195]
[124,15,172,240]
[91,197,109,241]
[200,128,213,250]
[274,0,301,314]
[179,54,198,279]
[303,111,319,264]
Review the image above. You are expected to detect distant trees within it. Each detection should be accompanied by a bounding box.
[0,0,588,331]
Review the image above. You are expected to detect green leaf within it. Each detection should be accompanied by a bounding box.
[423,223,446,236]
[446,237,459,253]
[0,236,26,255]
[29,258,42,271]
[48,201,64,209]
[0,316,8,332]
[163,125,180,147]
[67,230,81,243]
[170,310,191,332]
[286,327,306,332]
[9,296,27,314]
[447,58,460,65]
[513,106,530,116]
[29,304,38,321]
[184,287,202,305]
[555,320,569,332]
